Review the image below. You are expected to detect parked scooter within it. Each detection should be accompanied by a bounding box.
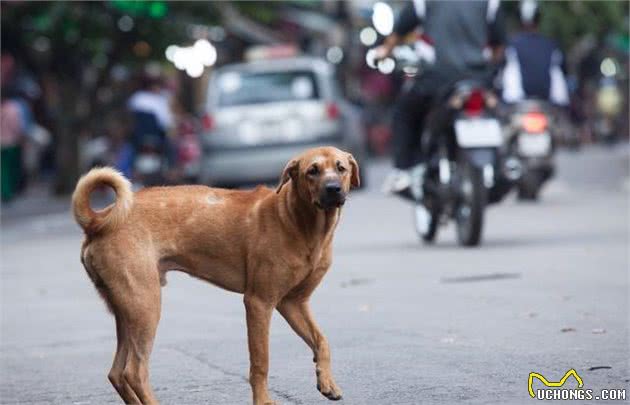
[504,99,555,200]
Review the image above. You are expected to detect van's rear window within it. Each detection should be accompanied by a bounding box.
[217,70,320,106]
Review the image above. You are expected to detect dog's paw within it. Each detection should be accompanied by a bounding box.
[255,400,276,405]
[253,395,276,405]
[316,373,343,401]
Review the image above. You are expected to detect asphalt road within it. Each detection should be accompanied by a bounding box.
[1,146,629,404]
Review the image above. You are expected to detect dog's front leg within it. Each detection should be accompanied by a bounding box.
[244,294,275,405]
[277,298,342,401]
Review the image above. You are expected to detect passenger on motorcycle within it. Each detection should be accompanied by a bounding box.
[375,0,506,197]
[501,0,569,107]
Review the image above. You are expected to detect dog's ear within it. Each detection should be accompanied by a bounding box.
[348,153,360,188]
[276,158,299,193]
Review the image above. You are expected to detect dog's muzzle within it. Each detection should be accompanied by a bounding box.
[317,181,346,209]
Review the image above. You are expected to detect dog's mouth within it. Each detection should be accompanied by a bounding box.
[315,198,346,210]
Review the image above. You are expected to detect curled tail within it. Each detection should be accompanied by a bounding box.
[72,167,133,235]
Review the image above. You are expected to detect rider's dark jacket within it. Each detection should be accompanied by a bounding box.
[501,31,569,106]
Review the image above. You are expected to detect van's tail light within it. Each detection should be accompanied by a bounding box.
[521,112,548,133]
[463,90,485,117]
[202,113,214,131]
[326,103,340,120]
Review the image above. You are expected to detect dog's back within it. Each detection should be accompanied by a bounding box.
[72,169,274,299]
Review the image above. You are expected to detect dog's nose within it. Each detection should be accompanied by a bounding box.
[325,182,342,195]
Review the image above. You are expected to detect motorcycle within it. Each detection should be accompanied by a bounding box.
[593,72,623,144]
[413,81,517,246]
[132,111,170,187]
[134,137,168,187]
[374,45,517,246]
[504,99,555,200]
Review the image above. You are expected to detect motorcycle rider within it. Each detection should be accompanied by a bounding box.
[501,0,569,106]
[127,73,176,182]
[376,0,506,196]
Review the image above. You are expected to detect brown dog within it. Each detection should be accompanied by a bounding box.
[72,146,359,405]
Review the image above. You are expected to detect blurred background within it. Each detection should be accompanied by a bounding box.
[0,1,628,201]
[1,1,629,404]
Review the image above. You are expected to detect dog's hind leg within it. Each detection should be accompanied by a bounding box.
[109,314,141,404]
[95,257,163,405]
[120,283,161,405]
[83,257,141,404]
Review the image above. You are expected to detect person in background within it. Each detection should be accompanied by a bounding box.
[108,119,135,179]
[1,92,25,202]
[501,0,569,107]
[81,114,134,178]
[106,118,134,177]
[374,0,506,195]
[1,52,36,201]
[127,73,175,177]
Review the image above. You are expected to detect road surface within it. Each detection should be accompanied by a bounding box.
[1,146,628,404]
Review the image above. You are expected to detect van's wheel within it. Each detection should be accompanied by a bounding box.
[455,162,486,247]
[414,203,439,243]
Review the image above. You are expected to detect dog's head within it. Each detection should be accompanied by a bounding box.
[276,147,360,210]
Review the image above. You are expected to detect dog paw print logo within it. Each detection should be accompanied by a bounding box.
[528,369,584,398]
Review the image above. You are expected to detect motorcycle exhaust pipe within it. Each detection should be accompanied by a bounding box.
[483,164,495,188]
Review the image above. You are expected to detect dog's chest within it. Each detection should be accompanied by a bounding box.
[294,245,332,279]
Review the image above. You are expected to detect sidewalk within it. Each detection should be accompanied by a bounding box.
[1,181,70,226]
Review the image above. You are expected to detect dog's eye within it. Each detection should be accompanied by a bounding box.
[337,163,346,173]
[307,165,319,176]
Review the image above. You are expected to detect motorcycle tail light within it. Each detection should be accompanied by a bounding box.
[326,102,340,120]
[201,113,214,131]
[464,90,485,116]
[521,112,548,133]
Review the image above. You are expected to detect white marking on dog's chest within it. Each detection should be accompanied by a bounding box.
[207,194,222,205]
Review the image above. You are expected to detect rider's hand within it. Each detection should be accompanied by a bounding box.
[372,45,391,63]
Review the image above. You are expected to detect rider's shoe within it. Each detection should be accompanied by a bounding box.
[382,164,426,201]
[381,169,412,194]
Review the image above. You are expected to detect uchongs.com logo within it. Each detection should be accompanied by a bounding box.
[528,369,627,401]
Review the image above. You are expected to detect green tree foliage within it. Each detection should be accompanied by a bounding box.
[502,0,629,50]
[1,2,222,76]
[540,1,628,49]
[1,1,223,193]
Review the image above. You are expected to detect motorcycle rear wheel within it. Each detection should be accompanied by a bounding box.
[455,162,486,247]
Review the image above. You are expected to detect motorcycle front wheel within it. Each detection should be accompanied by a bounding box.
[414,202,439,243]
[455,161,486,247]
